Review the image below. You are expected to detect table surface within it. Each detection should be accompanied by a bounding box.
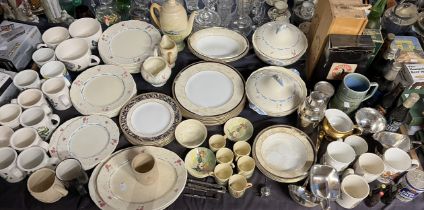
[1,44,423,210]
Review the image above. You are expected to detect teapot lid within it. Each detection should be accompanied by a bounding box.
[387,3,418,26]
[253,22,307,60]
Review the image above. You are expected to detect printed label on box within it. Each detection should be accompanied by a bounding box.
[326,63,357,80]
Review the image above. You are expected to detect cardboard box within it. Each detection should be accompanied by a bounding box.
[397,64,424,90]
[0,69,19,106]
[306,0,368,80]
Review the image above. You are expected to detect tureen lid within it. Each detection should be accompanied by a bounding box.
[253,22,307,60]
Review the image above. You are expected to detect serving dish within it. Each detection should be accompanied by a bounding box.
[223,117,254,142]
[175,119,207,148]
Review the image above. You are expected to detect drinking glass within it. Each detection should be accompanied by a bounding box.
[217,0,235,27]
[193,0,222,31]
[228,0,253,36]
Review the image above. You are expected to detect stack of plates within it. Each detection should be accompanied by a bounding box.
[252,125,316,183]
[48,115,120,170]
[119,92,182,147]
[70,65,137,117]
[172,62,245,126]
[88,146,187,210]
[98,20,161,73]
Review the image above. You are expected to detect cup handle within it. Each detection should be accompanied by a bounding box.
[89,55,100,66]
[245,183,253,189]
[36,43,48,49]
[12,167,24,178]
[50,114,61,128]
[150,3,161,28]
[39,141,50,151]
[353,125,363,136]
[48,157,60,168]
[342,168,355,179]
[409,159,420,170]
[63,77,71,87]
[41,104,53,115]
[10,98,17,104]
[59,94,71,107]
[53,184,68,197]
[363,82,379,101]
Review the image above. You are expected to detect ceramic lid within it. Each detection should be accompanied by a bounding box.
[253,22,307,60]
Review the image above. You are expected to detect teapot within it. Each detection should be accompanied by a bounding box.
[150,0,198,51]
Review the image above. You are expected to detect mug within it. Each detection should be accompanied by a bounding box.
[19,105,60,140]
[141,56,171,87]
[55,38,100,72]
[159,35,178,67]
[353,153,384,183]
[322,141,356,172]
[40,61,72,87]
[321,109,362,140]
[55,159,88,195]
[0,103,22,129]
[13,70,43,91]
[0,126,13,147]
[41,78,72,111]
[32,48,56,67]
[131,153,159,185]
[379,148,420,183]
[17,146,59,173]
[228,174,252,198]
[209,134,226,152]
[216,148,235,167]
[37,27,70,49]
[27,168,68,203]
[12,88,50,110]
[233,141,251,161]
[0,147,26,183]
[237,156,255,179]
[336,173,370,209]
[68,18,102,49]
[344,135,368,156]
[213,163,233,185]
[10,127,49,151]
[330,73,378,114]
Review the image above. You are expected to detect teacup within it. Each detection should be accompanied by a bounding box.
[10,127,49,151]
[224,117,254,142]
[131,153,159,185]
[237,156,255,179]
[17,146,59,173]
[19,105,60,140]
[55,38,100,72]
[159,35,178,67]
[27,168,68,203]
[228,174,252,198]
[336,173,370,209]
[233,141,251,161]
[379,148,419,183]
[40,61,72,87]
[141,56,172,87]
[0,126,13,147]
[12,88,50,110]
[55,159,88,195]
[32,48,56,67]
[68,18,102,49]
[344,135,368,156]
[13,70,43,91]
[175,119,207,148]
[41,78,72,111]
[321,109,362,140]
[209,134,226,152]
[353,153,384,183]
[322,141,356,172]
[213,163,233,185]
[216,148,235,167]
[0,103,22,129]
[0,147,26,183]
[37,27,70,49]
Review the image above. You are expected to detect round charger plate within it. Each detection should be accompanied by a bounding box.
[173,62,244,117]
[187,27,249,62]
[49,116,82,158]
[119,92,182,146]
[70,65,136,117]
[55,115,120,170]
[96,146,187,210]
[246,66,307,117]
[253,125,315,183]
[98,20,161,73]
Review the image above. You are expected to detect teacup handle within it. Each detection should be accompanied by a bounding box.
[53,184,68,196]
[245,183,253,189]
[36,43,48,49]
[342,168,355,179]
[59,94,71,107]
[12,167,25,178]
[41,104,53,115]
[38,141,50,151]
[363,82,379,101]
[89,55,100,66]
[50,114,61,128]
[353,126,363,136]
[409,159,420,171]
[10,98,17,104]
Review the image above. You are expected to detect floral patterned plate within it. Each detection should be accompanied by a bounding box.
[56,115,120,170]
[96,146,187,210]
[184,147,216,178]
[49,116,82,158]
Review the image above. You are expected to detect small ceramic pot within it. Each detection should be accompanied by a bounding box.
[175,119,207,148]
[141,56,172,87]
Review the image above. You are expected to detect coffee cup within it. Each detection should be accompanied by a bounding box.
[237,156,255,179]
[213,163,233,185]
[19,106,60,140]
[55,159,88,195]
[141,56,171,87]
[41,78,72,111]
[216,148,235,168]
[330,73,379,114]
[68,18,102,50]
[354,153,384,183]
[0,126,13,147]
[336,174,370,209]
[321,109,362,140]
[131,153,159,185]
[32,48,56,67]
[17,146,59,173]
[0,147,26,183]
[0,103,22,129]
[379,148,420,183]
[55,38,100,72]
[233,141,251,161]
[37,27,70,49]
[209,134,226,152]
[159,35,178,67]
[40,61,72,87]
[13,70,43,91]
[27,168,68,203]
[10,127,49,151]
[228,174,252,198]
[344,135,368,156]
[12,88,50,110]
[322,141,356,172]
